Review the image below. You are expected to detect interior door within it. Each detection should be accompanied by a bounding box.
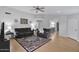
[68,19,79,41]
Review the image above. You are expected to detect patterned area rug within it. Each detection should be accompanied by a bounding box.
[16,36,51,52]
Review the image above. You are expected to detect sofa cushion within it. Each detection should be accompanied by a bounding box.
[43,28,51,33]
[15,28,33,38]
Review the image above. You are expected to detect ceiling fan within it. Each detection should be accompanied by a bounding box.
[5,12,12,15]
[32,6,45,13]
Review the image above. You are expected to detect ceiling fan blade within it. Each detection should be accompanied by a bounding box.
[33,6,39,8]
[39,7,45,9]
[39,9,44,12]
[5,12,11,14]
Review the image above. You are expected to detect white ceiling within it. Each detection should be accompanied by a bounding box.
[7,6,79,15]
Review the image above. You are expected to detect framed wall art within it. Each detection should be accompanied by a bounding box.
[20,18,28,24]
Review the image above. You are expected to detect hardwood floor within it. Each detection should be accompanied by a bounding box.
[10,32,79,52]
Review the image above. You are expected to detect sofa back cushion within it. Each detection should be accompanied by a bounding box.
[26,28,31,31]
[15,28,31,33]
[43,28,50,33]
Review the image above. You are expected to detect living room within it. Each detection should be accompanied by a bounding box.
[0,6,79,52]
